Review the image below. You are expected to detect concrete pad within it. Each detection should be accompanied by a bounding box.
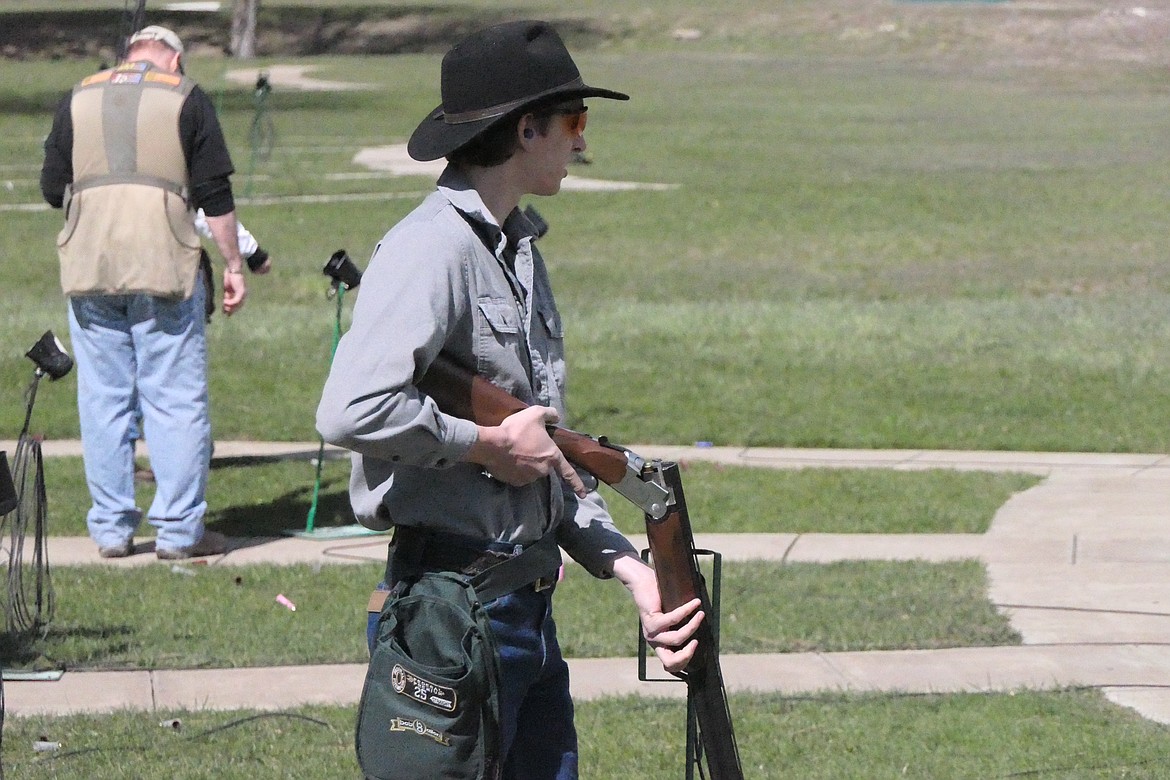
[719,653,852,695]
[0,439,351,462]
[786,533,986,563]
[979,536,1073,565]
[5,670,155,716]
[220,536,389,566]
[153,664,367,712]
[568,658,688,701]
[225,65,374,92]
[821,644,1170,694]
[998,611,1170,645]
[34,535,393,568]
[823,646,1074,693]
[0,438,83,458]
[908,451,1168,473]
[1105,687,1170,726]
[1039,644,1170,687]
[636,446,930,471]
[1077,536,1170,564]
[623,533,799,562]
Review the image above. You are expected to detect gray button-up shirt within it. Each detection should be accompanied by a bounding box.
[316,167,636,578]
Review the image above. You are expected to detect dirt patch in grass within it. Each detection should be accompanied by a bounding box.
[677,0,1170,74]
[0,6,611,62]
[3,2,1169,76]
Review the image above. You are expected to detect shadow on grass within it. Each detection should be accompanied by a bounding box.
[205,453,355,538]
[0,623,132,669]
[208,450,348,469]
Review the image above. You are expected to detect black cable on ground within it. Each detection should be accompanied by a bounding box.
[4,373,56,639]
[18,711,334,769]
[1,335,72,779]
[0,452,15,780]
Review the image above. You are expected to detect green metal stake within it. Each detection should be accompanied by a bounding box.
[243,72,273,199]
[304,285,345,532]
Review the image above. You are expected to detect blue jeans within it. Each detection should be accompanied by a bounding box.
[367,581,578,779]
[67,279,211,551]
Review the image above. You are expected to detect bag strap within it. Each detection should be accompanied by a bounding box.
[468,531,559,603]
[375,527,561,611]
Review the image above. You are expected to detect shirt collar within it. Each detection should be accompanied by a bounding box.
[437,165,541,256]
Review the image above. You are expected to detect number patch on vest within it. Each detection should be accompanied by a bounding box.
[392,663,458,712]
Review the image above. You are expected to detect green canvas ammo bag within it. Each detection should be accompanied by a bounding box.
[356,571,502,780]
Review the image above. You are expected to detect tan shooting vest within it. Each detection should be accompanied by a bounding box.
[57,62,202,299]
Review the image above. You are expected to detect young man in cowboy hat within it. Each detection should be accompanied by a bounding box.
[317,19,703,779]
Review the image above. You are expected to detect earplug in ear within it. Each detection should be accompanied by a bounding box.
[523,128,535,139]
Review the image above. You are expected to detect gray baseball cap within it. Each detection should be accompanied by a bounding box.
[128,25,185,57]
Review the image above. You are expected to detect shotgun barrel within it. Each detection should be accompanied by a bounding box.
[419,352,744,779]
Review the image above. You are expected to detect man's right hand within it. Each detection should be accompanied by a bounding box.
[222,269,247,315]
[465,405,587,496]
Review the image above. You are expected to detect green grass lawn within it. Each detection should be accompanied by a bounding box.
[2,1,1168,777]
[4,9,1170,450]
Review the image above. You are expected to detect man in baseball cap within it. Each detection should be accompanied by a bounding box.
[40,18,248,561]
[318,19,702,779]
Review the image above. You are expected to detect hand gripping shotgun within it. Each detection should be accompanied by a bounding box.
[419,353,745,780]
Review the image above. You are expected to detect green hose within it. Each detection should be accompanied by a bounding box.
[304,286,345,532]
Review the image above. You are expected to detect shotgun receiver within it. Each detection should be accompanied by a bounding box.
[419,353,745,780]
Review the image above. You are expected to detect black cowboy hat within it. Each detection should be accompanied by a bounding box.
[407,20,629,162]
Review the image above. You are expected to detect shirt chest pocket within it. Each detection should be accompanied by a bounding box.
[476,298,526,376]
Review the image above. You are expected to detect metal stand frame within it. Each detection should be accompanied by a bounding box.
[637,548,724,780]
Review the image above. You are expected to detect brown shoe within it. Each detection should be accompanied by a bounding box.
[99,541,133,559]
[156,530,227,560]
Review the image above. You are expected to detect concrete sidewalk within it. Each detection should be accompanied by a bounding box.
[4,443,1169,726]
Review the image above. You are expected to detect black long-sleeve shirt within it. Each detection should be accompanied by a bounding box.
[40,79,236,216]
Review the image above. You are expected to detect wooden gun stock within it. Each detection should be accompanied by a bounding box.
[419,352,744,779]
[418,353,627,485]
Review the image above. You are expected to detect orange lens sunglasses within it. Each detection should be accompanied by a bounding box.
[553,106,588,134]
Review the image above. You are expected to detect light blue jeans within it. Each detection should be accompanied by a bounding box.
[66,278,211,551]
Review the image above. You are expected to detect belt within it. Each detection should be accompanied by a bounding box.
[368,573,554,613]
[378,526,561,607]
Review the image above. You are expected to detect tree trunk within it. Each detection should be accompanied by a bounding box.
[229,0,259,59]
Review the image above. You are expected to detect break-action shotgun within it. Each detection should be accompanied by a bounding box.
[419,353,745,780]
